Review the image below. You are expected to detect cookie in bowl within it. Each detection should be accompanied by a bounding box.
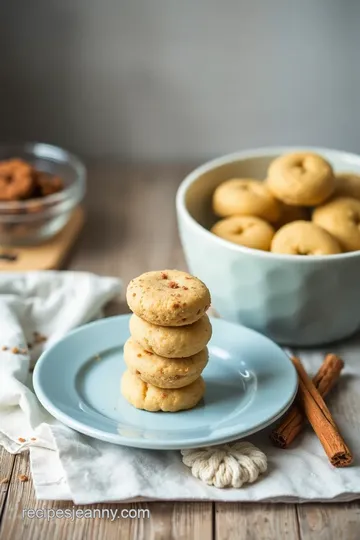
[0,159,36,201]
[0,143,86,245]
[212,178,281,223]
[271,220,342,255]
[211,215,274,251]
[313,197,360,252]
[267,152,335,206]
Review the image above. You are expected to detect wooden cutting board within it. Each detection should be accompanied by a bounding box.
[0,207,84,271]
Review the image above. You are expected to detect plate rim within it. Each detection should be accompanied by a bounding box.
[33,315,298,450]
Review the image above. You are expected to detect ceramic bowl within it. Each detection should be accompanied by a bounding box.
[176,146,360,346]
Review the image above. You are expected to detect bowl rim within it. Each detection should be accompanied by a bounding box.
[176,145,360,263]
[0,141,86,212]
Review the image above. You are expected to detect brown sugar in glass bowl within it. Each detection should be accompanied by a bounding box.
[0,143,86,245]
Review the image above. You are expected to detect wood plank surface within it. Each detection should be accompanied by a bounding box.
[215,503,300,540]
[139,502,213,540]
[70,163,190,281]
[0,163,359,540]
[0,447,15,518]
[297,504,360,540]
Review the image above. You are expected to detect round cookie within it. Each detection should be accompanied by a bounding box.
[126,270,211,326]
[271,221,341,255]
[124,338,208,388]
[212,178,281,223]
[274,202,309,229]
[121,369,205,412]
[129,313,212,358]
[267,152,335,206]
[333,173,360,200]
[0,159,35,201]
[211,215,275,251]
[313,197,360,252]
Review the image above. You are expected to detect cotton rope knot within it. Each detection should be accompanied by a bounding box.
[181,441,267,489]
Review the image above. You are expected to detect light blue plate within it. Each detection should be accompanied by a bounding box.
[33,315,298,450]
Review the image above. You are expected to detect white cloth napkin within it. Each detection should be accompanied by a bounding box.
[0,271,121,454]
[1,272,360,504]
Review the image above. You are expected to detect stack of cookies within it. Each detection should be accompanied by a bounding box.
[121,269,212,412]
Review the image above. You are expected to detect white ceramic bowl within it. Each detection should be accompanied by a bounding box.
[176,146,360,346]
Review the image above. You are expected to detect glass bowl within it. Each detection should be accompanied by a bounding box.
[0,142,86,245]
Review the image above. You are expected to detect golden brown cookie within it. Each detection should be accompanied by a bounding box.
[126,270,211,326]
[129,313,212,358]
[267,152,335,206]
[124,337,208,388]
[274,202,309,229]
[212,178,281,222]
[211,215,275,251]
[333,173,360,200]
[121,369,205,412]
[271,220,341,255]
[0,159,35,201]
[312,197,360,252]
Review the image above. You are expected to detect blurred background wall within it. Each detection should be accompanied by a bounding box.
[1,0,359,161]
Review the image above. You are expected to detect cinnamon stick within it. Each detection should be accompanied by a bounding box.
[291,356,352,467]
[270,354,344,448]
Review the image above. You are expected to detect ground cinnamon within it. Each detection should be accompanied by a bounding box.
[291,356,352,467]
[271,354,344,448]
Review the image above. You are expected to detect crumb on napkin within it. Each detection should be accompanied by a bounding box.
[33,331,47,344]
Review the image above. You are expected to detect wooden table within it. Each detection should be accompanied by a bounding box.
[0,164,359,540]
